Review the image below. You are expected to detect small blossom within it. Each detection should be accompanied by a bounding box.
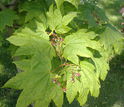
[75,73,81,77]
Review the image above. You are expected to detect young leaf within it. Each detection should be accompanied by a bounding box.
[47,6,62,31]
[47,6,77,34]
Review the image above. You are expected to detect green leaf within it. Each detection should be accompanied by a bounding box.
[12,20,49,41]
[4,71,63,107]
[63,29,99,65]
[55,12,77,34]
[63,66,80,103]
[78,3,108,27]
[25,20,49,40]
[55,0,80,8]
[3,27,64,107]
[47,6,77,33]
[55,0,64,8]
[19,1,45,22]
[78,4,97,27]
[78,61,100,105]
[55,25,71,34]
[65,0,80,8]
[64,61,100,106]
[94,6,108,22]
[99,26,124,57]
[62,28,110,81]
[47,5,62,31]
[62,12,77,26]
[0,9,18,31]
[92,57,109,80]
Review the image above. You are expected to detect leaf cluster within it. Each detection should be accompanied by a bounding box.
[0,0,124,107]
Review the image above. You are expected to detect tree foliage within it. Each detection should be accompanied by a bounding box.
[0,0,124,107]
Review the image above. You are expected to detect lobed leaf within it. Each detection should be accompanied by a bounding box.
[47,5,77,33]
[19,1,45,23]
[63,29,99,65]
[99,26,124,57]
[3,27,64,107]
[62,61,100,106]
